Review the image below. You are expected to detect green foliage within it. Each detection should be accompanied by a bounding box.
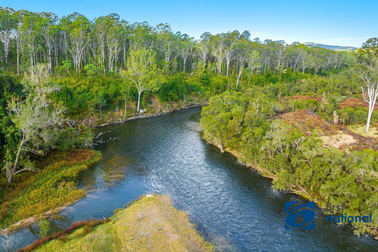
[84,64,98,76]
[158,74,200,102]
[200,90,378,236]
[338,107,378,125]
[0,149,101,229]
[0,74,23,172]
[55,60,73,75]
[39,219,50,237]
[282,99,320,112]
[52,75,124,117]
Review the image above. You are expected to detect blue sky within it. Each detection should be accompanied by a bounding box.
[2,0,377,47]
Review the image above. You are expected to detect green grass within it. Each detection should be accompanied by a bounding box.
[0,149,102,229]
[32,195,214,252]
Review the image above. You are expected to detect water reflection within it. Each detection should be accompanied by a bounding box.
[2,108,377,251]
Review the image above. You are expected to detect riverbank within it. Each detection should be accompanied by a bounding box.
[0,103,207,235]
[201,135,378,240]
[0,149,102,233]
[21,194,214,252]
[94,102,206,128]
[74,96,207,128]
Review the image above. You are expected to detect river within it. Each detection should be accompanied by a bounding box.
[3,107,377,251]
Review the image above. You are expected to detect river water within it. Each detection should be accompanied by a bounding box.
[3,107,377,251]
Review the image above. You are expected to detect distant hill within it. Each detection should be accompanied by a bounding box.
[304,42,357,51]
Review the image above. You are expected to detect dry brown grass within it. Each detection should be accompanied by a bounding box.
[339,97,378,110]
[279,110,378,151]
[320,133,357,149]
[279,109,338,135]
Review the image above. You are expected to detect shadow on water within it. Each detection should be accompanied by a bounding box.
[2,107,377,252]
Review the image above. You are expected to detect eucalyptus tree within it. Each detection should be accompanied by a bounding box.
[247,50,261,84]
[155,23,179,73]
[358,38,378,132]
[120,20,130,68]
[15,10,24,75]
[274,40,286,71]
[224,31,239,76]
[234,39,250,88]
[212,33,226,75]
[95,14,119,74]
[39,12,58,73]
[0,7,17,65]
[106,14,122,72]
[122,48,159,112]
[179,35,194,73]
[21,11,40,69]
[67,13,90,72]
[130,22,154,50]
[197,32,212,69]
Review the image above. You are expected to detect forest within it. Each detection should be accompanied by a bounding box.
[0,6,377,240]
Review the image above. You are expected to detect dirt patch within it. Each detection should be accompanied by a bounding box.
[339,97,378,110]
[340,126,378,151]
[279,109,337,135]
[279,110,378,151]
[320,132,357,149]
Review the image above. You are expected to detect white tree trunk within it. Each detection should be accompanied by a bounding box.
[137,90,142,112]
[362,83,378,133]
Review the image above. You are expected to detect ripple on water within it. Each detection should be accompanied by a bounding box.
[5,108,378,252]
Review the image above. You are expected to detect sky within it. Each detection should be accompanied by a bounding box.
[1,0,377,47]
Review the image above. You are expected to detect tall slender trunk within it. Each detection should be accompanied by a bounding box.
[124,94,127,116]
[7,135,25,186]
[16,39,20,75]
[123,44,126,67]
[48,42,53,73]
[226,59,230,76]
[183,58,187,73]
[236,60,245,89]
[137,90,142,112]
[366,98,377,132]
[102,41,106,75]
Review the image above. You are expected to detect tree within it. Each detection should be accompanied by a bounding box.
[212,34,226,75]
[247,50,261,84]
[106,15,122,72]
[197,32,211,68]
[234,39,250,88]
[67,13,89,72]
[5,64,64,185]
[38,12,58,73]
[122,48,159,112]
[179,36,193,73]
[0,7,17,65]
[358,38,378,132]
[224,31,239,76]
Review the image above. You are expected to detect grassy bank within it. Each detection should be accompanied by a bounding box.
[23,194,214,252]
[0,149,101,231]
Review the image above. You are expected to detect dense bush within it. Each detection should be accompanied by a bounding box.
[158,74,201,102]
[338,107,378,125]
[200,91,378,236]
[0,74,23,167]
